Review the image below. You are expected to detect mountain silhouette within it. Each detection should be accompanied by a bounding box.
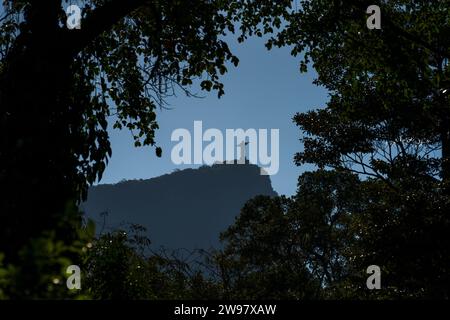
[81,163,277,250]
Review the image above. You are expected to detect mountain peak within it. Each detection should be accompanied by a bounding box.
[82,163,277,250]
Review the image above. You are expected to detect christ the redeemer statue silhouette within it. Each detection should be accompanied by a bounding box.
[238,140,249,164]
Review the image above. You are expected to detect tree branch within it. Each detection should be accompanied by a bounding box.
[64,0,150,56]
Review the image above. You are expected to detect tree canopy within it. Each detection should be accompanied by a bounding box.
[0,0,449,299]
[285,0,450,298]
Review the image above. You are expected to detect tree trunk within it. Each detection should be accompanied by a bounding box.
[0,0,150,261]
[0,1,78,260]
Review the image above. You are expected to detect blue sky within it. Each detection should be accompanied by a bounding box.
[101,35,328,196]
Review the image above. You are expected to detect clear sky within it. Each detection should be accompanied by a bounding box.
[100,34,328,196]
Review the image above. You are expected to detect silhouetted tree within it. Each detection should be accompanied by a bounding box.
[279,0,450,298]
[213,0,450,298]
[216,194,322,299]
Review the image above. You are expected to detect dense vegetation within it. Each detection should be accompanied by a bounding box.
[0,0,449,299]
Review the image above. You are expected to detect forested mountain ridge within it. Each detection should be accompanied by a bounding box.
[82,163,277,250]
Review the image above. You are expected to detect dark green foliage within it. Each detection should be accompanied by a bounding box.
[282,0,450,298]
[0,204,95,299]
[82,224,224,300]
[215,171,364,299]
[216,195,322,299]
[1,0,449,300]
[209,0,450,297]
